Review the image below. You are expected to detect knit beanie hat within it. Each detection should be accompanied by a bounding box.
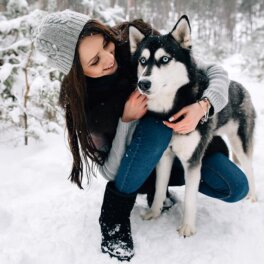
[35,9,90,75]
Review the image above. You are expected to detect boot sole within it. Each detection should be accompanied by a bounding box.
[101,246,134,262]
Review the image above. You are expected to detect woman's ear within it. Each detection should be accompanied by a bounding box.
[129,26,145,54]
[170,15,192,49]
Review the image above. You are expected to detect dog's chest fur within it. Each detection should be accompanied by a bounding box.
[169,130,201,162]
[148,92,176,114]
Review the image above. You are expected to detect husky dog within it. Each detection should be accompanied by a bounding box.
[129,15,256,237]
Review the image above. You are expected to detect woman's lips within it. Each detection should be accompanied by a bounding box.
[105,60,117,72]
[105,62,115,70]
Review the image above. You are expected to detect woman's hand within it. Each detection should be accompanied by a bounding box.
[122,90,148,122]
[163,101,209,134]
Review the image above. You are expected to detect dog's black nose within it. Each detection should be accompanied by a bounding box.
[138,80,151,91]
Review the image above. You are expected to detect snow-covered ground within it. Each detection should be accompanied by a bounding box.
[0,55,264,264]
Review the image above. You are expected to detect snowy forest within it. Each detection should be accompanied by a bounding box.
[0,0,263,144]
[0,1,264,264]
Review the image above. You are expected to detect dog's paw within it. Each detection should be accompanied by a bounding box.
[141,209,161,220]
[246,194,257,203]
[177,224,196,237]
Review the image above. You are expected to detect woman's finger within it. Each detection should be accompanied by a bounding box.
[131,90,141,99]
[163,121,176,129]
[168,107,187,122]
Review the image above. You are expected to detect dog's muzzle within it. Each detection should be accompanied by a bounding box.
[138,79,151,92]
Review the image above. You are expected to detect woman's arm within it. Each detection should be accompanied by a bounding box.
[196,58,230,114]
[98,118,138,181]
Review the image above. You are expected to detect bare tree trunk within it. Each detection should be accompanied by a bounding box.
[57,0,69,10]
[110,0,117,8]
[134,0,138,17]
[174,0,182,19]
[126,0,132,20]
[0,0,6,12]
[23,42,34,146]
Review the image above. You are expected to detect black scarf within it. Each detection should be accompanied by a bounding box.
[85,62,135,144]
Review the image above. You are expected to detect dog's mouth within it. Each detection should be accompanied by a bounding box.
[137,87,151,96]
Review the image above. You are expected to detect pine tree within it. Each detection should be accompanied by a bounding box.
[0,9,64,145]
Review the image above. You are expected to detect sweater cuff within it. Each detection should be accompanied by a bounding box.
[203,89,228,115]
[117,118,138,135]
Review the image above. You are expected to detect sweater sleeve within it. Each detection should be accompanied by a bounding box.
[98,118,138,181]
[195,58,230,114]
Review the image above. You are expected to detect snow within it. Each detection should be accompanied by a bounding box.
[1,55,264,264]
[0,63,13,83]
[0,9,44,35]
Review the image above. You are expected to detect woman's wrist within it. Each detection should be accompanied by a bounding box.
[197,97,211,124]
[121,115,134,123]
[198,99,210,112]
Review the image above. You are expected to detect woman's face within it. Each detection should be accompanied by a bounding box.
[78,34,118,78]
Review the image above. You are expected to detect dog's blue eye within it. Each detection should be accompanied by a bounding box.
[161,56,170,63]
[139,57,146,65]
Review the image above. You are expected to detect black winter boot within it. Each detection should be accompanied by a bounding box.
[99,182,137,262]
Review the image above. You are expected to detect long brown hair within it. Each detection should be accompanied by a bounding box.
[59,19,159,189]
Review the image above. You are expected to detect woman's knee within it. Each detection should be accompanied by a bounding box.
[218,154,249,203]
[202,152,249,203]
[224,173,249,203]
[115,180,139,194]
[140,115,172,150]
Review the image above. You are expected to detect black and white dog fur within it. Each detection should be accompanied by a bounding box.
[129,15,256,237]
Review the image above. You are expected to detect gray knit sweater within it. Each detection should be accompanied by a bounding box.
[98,60,230,181]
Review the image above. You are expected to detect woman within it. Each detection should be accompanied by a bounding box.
[36,10,249,261]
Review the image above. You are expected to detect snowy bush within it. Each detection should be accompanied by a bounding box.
[82,0,125,25]
[0,10,64,145]
[6,0,29,18]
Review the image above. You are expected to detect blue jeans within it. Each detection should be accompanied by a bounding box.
[114,115,249,203]
[115,115,171,192]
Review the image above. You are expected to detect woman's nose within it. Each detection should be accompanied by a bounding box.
[102,51,114,68]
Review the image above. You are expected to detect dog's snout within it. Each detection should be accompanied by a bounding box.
[138,80,151,91]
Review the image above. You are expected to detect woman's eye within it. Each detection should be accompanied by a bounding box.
[162,56,170,63]
[91,57,99,66]
[139,57,146,65]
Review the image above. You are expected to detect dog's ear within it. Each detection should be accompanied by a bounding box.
[129,26,145,54]
[170,15,192,49]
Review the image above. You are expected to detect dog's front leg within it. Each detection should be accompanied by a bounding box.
[177,163,201,237]
[142,149,174,220]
